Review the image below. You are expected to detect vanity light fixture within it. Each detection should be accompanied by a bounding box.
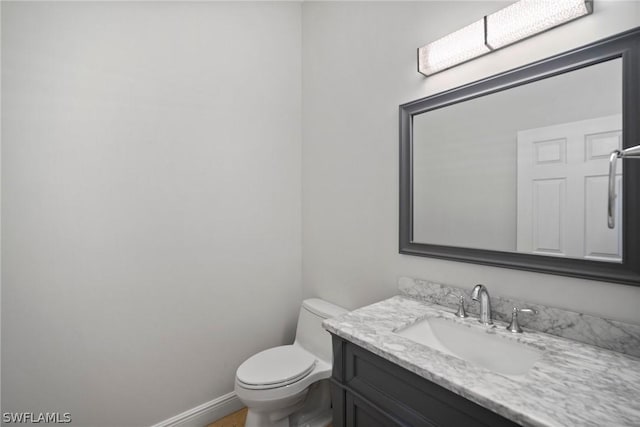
[417,20,490,77]
[418,0,593,76]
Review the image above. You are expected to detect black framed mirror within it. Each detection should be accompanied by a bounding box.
[400,27,640,286]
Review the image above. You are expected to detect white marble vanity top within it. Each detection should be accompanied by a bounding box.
[323,296,640,427]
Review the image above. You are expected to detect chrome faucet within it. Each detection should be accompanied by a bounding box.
[470,284,492,325]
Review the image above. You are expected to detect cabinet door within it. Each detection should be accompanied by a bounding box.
[335,337,519,427]
[346,393,405,427]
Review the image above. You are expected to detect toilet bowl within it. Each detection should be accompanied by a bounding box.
[234,299,347,427]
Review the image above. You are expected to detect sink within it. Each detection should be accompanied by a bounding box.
[394,316,543,376]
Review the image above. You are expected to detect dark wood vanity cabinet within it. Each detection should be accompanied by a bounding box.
[330,335,521,427]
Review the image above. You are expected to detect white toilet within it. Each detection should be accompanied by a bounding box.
[234,298,347,427]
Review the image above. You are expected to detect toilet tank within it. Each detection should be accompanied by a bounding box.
[294,298,347,363]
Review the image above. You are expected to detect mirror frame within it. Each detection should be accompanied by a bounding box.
[400,27,640,286]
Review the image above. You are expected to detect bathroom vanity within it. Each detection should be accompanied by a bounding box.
[323,24,640,427]
[324,294,640,427]
[329,334,518,427]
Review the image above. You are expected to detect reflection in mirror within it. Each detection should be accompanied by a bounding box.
[412,58,622,263]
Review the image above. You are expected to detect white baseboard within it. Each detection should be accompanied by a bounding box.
[150,392,244,427]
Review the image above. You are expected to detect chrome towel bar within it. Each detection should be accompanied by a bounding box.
[608,144,640,229]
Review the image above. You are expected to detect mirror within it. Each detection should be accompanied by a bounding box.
[413,59,622,261]
[400,28,640,285]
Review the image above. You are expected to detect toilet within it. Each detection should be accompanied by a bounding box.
[234,298,347,427]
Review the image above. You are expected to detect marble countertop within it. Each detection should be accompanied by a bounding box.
[323,296,640,427]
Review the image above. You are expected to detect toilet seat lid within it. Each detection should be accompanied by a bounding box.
[237,345,316,388]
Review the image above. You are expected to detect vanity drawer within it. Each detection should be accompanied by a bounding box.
[345,393,403,427]
[331,335,519,427]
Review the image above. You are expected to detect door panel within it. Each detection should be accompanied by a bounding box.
[517,115,622,262]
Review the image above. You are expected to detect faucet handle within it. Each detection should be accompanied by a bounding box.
[506,307,537,333]
[454,295,468,318]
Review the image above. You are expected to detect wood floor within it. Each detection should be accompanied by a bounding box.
[206,408,332,427]
[207,408,247,427]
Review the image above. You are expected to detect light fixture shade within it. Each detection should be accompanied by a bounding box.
[417,0,593,77]
[418,20,490,76]
[485,0,593,50]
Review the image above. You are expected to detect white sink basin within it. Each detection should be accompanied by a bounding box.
[395,316,543,376]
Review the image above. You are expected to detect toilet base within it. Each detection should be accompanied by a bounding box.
[245,411,291,427]
[245,409,331,427]
[290,410,332,427]
[289,380,332,427]
[243,380,333,427]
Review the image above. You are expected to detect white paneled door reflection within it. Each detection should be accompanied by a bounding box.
[517,115,622,262]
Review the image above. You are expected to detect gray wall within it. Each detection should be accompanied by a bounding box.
[301,1,640,324]
[2,2,302,426]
